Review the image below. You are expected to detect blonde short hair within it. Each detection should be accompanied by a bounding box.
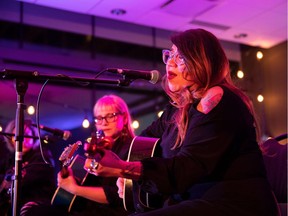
[93,95,135,137]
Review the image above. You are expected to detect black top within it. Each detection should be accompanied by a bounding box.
[139,86,279,216]
[71,134,133,216]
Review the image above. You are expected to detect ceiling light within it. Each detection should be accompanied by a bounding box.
[111,8,126,16]
[234,33,247,39]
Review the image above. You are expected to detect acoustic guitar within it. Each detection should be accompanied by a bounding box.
[51,141,89,212]
[82,135,162,212]
[51,131,112,212]
[123,136,162,213]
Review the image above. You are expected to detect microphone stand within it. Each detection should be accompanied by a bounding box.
[12,78,28,216]
[0,68,133,216]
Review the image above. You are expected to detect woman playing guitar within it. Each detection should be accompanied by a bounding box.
[56,94,135,216]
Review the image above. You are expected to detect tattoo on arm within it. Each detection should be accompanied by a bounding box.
[204,93,222,110]
[197,86,223,114]
[201,93,222,114]
[121,162,141,180]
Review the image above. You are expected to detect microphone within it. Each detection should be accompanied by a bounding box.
[106,68,161,84]
[32,124,72,141]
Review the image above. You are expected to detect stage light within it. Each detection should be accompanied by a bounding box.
[256,51,263,60]
[237,70,244,79]
[132,120,139,129]
[82,118,90,128]
[257,94,264,102]
[27,105,35,115]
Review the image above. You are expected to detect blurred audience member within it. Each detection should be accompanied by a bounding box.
[0,119,56,216]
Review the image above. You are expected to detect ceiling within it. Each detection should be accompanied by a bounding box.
[18,0,287,49]
[0,0,287,139]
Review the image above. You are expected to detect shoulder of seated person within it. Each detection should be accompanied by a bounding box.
[197,86,223,114]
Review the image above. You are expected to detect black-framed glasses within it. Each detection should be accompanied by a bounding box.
[162,49,185,66]
[94,112,123,125]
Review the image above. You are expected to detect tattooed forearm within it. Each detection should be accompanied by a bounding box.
[120,162,142,180]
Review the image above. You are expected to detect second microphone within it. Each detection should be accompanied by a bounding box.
[32,124,72,141]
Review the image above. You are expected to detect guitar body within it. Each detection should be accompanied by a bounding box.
[51,131,114,212]
[123,136,161,213]
[51,154,88,212]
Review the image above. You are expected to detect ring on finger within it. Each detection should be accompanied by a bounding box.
[89,159,99,171]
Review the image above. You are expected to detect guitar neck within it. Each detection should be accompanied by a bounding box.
[60,164,70,178]
[58,141,82,179]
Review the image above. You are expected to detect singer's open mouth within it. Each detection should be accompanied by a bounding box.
[167,71,177,80]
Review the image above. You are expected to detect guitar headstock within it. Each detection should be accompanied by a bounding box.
[59,141,82,166]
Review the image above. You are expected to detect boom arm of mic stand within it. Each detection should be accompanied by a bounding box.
[1,69,132,86]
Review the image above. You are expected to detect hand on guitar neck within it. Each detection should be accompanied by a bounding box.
[84,130,114,158]
[58,141,82,178]
[60,165,70,179]
[83,130,114,173]
[83,130,125,177]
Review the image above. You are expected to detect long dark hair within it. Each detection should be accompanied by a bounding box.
[162,29,259,149]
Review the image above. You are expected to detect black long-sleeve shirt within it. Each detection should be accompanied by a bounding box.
[139,86,279,216]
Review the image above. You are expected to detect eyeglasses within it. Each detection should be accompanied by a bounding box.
[162,49,185,66]
[94,112,122,125]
